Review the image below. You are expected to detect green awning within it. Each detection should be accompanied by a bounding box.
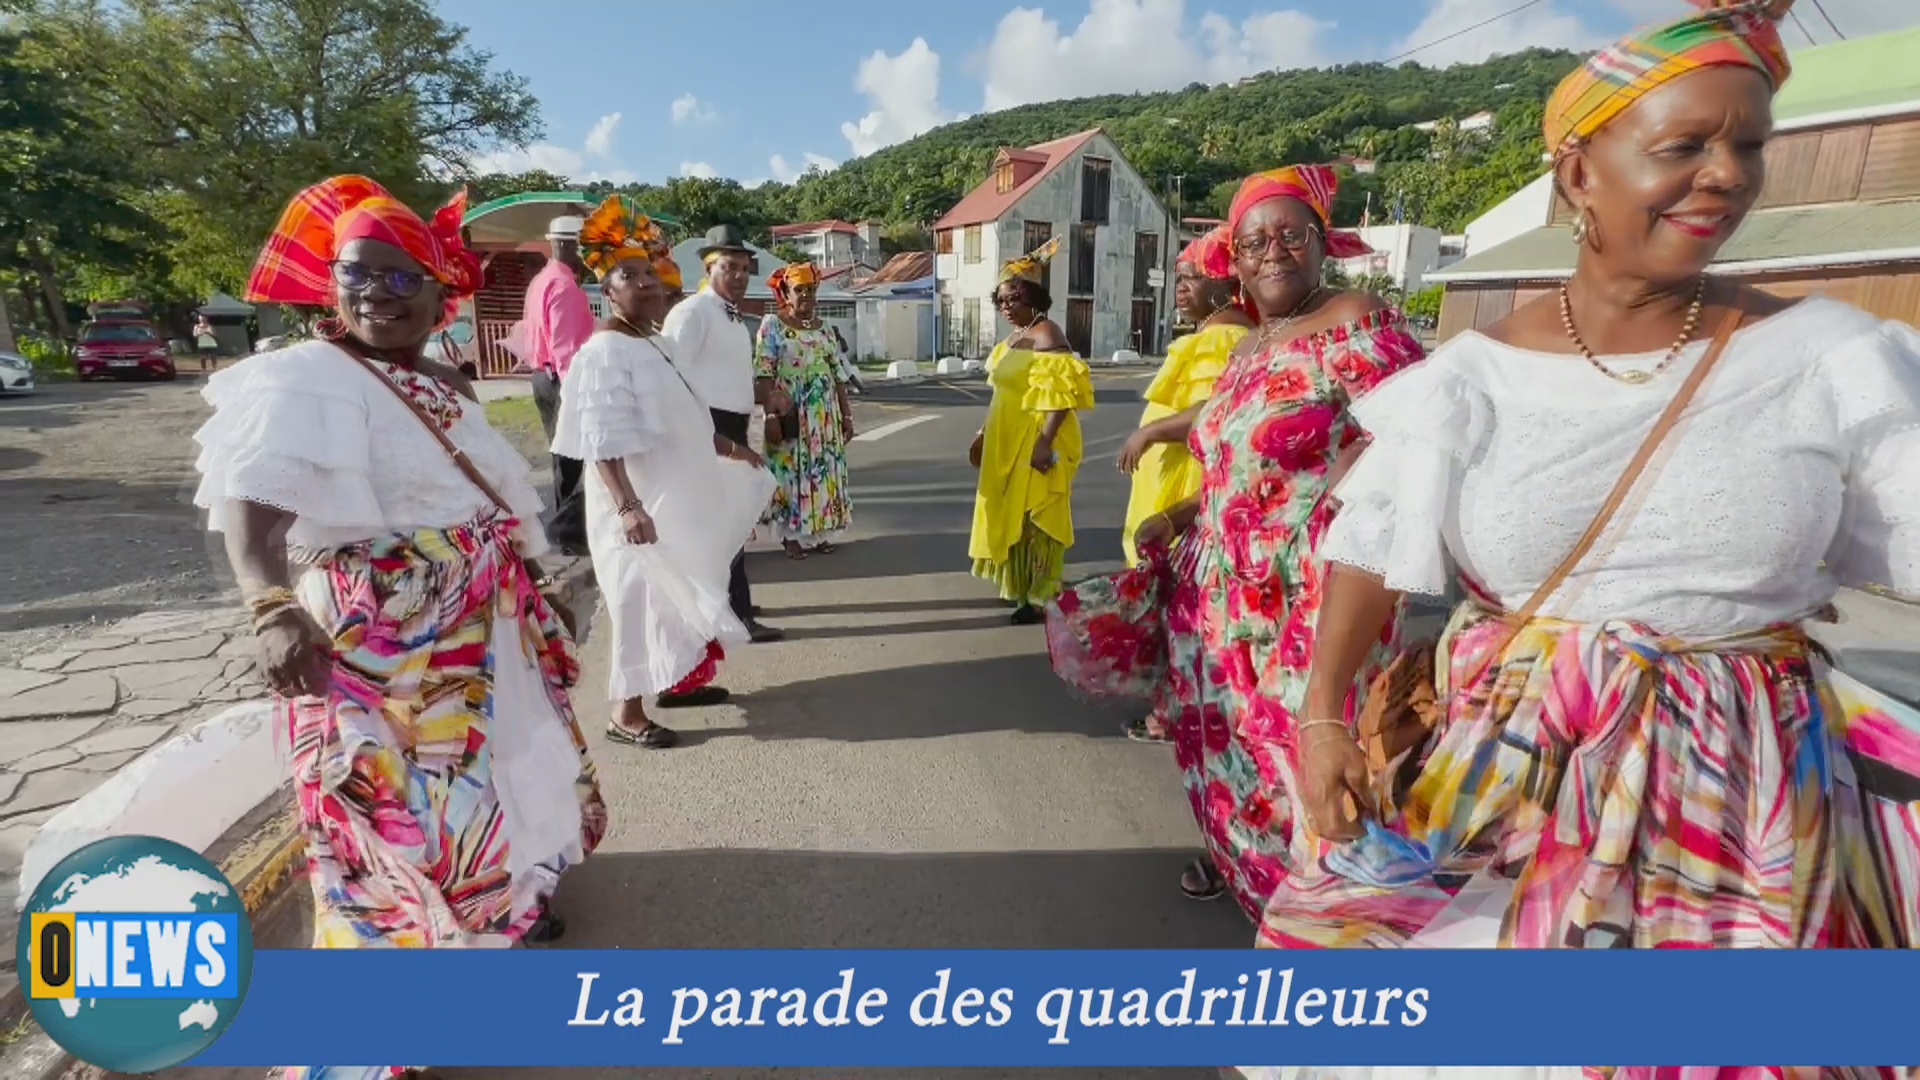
[463,191,684,249]
[1775,27,1920,124]
[1431,198,1920,283]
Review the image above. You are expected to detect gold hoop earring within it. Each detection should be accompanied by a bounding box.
[1570,207,1591,246]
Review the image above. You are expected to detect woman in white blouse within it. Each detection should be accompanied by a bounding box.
[199,176,607,1080]
[1263,0,1917,1016]
[552,195,773,749]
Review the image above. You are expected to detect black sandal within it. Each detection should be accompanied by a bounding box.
[1179,857,1227,901]
[606,721,679,748]
[1010,604,1044,626]
[524,906,566,943]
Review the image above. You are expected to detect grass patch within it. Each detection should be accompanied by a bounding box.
[483,394,550,464]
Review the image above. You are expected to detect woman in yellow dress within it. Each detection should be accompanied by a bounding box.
[1116,225,1251,567]
[967,237,1096,625]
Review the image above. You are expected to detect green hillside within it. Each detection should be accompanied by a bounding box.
[478,47,1582,251]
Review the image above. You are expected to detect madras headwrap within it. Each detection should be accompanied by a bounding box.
[1227,165,1373,258]
[767,261,821,308]
[1176,224,1234,280]
[246,175,481,327]
[577,194,681,288]
[1000,235,1062,286]
[1544,0,1794,157]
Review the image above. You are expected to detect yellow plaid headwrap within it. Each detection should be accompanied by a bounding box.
[1000,235,1062,286]
[1544,0,1793,157]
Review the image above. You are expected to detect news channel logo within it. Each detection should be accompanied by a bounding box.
[17,835,254,1073]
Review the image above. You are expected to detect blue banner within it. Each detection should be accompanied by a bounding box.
[189,949,1917,1067]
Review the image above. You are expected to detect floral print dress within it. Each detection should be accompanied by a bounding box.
[754,318,852,545]
[1171,309,1424,917]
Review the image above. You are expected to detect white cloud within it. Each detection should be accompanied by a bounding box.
[678,161,718,179]
[1386,0,1600,67]
[840,37,954,157]
[769,151,842,184]
[983,0,1332,111]
[671,93,717,125]
[468,143,585,177]
[584,112,621,156]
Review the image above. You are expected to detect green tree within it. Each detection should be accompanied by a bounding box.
[31,0,540,302]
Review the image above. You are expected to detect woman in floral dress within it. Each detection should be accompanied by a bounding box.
[1048,165,1424,917]
[755,259,854,558]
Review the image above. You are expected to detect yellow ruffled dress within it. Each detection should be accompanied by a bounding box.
[969,343,1096,606]
[1119,321,1246,564]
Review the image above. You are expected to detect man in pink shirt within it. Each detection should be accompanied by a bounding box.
[524,215,596,554]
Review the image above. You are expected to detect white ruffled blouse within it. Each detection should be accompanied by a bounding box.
[1324,297,1920,638]
[191,341,549,557]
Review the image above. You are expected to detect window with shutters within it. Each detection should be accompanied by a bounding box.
[963,298,981,358]
[1021,220,1053,258]
[996,163,1016,194]
[964,225,982,263]
[1133,232,1159,297]
[1069,224,1096,296]
[937,229,954,255]
[1080,157,1112,225]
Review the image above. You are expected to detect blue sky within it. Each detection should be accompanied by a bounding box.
[454,0,1911,189]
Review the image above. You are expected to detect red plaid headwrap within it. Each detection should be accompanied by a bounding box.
[245,175,482,328]
[1227,164,1372,259]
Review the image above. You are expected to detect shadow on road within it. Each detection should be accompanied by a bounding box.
[750,529,1125,588]
[733,651,1131,743]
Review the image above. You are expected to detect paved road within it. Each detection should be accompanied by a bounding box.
[125,368,1920,1080]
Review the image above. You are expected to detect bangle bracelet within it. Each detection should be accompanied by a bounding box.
[245,585,297,616]
[1298,718,1351,738]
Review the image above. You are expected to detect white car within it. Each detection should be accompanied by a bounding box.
[0,350,34,394]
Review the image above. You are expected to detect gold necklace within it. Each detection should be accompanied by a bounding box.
[613,313,658,337]
[1559,277,1706,386]
[1249,285,1323,352]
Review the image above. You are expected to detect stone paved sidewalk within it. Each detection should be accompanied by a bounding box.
[0,605,262,993]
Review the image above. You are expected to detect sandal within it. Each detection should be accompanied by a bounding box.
[1010,604,1044,626]
[811,541,836,554]
[783,541,809,560]
[1179,857,1227,901]
[1124,716,1172,744]
[524,906,566,943]
[606,721,679,749]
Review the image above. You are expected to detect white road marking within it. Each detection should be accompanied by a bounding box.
[852,414,938,443]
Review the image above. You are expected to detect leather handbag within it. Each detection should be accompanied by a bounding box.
[1355,303,1747,813]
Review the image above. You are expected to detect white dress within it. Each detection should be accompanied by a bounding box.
[1233,299,1920,1080]
[551,330,774,701]
[189,340,589,924]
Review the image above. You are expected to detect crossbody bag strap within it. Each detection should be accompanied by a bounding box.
[339,347,516,517]
[1467,302,1746,670]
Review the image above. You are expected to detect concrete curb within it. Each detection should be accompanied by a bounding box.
[0,557,601,1080]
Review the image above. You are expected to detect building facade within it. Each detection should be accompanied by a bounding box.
[769,220,884,271]
[933,130,1176,361]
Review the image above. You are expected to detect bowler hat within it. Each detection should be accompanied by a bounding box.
[696,224,754,259]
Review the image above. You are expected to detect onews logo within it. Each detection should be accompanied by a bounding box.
[17,836,253,1073]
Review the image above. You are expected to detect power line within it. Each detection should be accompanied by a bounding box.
[1382,0,1547,64]
[1807,0,1846,39]
[1787,9,1819,46]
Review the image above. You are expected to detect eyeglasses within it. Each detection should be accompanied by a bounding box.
[1231,226,1322,260]
[331,261,428,299]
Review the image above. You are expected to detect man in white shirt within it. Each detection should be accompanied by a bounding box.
[661,224,784,643]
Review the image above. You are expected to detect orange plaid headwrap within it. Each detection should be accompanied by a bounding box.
[768,261,821,309]
[1544,0,1792,158]
[1228,165,1372,259]
[246,175,480,328]
[578,194,681,289]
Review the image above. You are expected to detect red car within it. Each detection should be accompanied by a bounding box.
[74,321,177,381]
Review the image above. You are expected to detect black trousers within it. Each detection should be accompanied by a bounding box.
[710,406,755,620]
[531,371,586,550]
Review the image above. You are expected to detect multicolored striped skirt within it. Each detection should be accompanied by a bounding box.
[277,515,608,1080]
[1236,601,1919,1080]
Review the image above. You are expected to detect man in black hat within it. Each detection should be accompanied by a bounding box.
[660,224,785,643]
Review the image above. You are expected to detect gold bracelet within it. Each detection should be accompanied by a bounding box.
[250,600,299,633]
[1297,718,1351,738]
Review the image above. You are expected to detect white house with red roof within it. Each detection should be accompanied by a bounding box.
[770,219,884,272]
[933,128,1175,360]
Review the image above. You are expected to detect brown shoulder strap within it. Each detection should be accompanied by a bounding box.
[340,348,515,516]
[1506,302,1746,626]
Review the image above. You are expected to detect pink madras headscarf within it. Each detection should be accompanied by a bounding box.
[1226,164,1372,259]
